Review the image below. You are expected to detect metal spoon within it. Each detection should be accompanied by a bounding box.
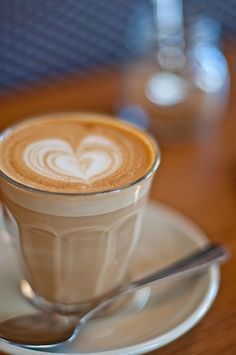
[0,244,229,349]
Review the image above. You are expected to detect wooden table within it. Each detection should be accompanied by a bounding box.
[0,48,236,355]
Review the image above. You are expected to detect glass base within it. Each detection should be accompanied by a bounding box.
[20,279,151,316]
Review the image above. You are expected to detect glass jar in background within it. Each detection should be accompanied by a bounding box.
[117,0,230,144]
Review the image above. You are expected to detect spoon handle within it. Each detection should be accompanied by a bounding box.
[80,244,229,324]
[129,243,229,291]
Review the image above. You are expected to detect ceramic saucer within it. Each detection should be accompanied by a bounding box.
[0,202,220,355]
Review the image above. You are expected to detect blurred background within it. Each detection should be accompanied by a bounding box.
[0,0,236,136]
[0,0,234,145]
[0,0,233,92]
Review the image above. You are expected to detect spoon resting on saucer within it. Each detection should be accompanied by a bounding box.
[0,243,229,349]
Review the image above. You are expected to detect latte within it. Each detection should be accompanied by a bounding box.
[0,113,159,313]
[0,114,156,193]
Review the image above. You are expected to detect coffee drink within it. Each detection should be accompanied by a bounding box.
[0,114,155,193]
[0,113,159,313]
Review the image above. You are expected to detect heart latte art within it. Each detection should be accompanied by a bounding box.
[23,135,122,183]
[0,115,156,192]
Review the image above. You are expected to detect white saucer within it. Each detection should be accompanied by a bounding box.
[0,202,220,355]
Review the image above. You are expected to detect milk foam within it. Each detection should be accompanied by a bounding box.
[23,135,122,184]
[0,114,160,215]
[0,114,158,194]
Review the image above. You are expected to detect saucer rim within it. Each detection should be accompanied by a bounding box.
[0,202,220,355]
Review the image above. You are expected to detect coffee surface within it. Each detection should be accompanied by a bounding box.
[0,114,156,193]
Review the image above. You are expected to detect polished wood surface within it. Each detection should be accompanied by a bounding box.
[0,48,236,354]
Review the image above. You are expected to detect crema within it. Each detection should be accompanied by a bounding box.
[0,114,156,193]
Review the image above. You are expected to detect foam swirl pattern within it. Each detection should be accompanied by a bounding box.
[0,114,157,193]
[23,136,122,183]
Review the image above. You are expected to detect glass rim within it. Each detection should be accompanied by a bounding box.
[0,112,161,197]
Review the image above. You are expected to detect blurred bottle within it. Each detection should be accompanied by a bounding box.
[117,0,230,144]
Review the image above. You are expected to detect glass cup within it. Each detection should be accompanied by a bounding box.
[0,115,160,314]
